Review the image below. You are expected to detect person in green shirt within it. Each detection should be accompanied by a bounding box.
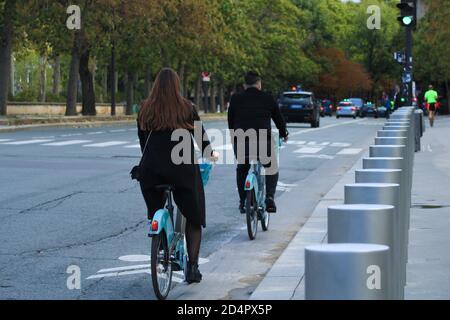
[424,85,439,127]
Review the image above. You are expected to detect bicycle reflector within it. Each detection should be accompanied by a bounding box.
[151,220,158,232]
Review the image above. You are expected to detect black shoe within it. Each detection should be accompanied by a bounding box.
[239,201,246,214]
[265,196,277,213]
[186,263,202,284]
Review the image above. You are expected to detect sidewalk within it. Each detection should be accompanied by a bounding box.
[0,112,227,132]
[250,115,450,300]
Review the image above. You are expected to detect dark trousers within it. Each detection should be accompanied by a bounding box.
[236,164,278,203]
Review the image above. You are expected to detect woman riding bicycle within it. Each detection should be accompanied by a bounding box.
[137,68,216,284]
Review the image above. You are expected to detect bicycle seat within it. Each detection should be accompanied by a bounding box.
[154,184,174,192]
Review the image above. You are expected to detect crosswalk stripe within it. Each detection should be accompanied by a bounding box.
[307,141,330,146]
[0,139,12,142]
[337,148,363,155]
[124,144,141,148]
[2,139,54,145]
[42,140,92,146]
[329,142,352,147]
[286,140,306,145]
[294,147,324,154]
[83,141,129,147]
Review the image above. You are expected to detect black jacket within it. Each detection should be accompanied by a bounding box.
[137,106,212,227]
[227,87,288,138]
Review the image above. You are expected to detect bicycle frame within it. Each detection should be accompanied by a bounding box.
[244,161,265,211]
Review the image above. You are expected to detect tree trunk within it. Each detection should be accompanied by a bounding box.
[211,81,217,113]
[219,83,225,113]
[39,55,47,102]
[66,34,81,116]
[195,75,202,110]
[10,52,14,98]
[52,55,61,95]
[183,68,189,99]
[179,62,185,97]
[125,70,134,115]
[0,0,15,115]
[79,49,96,116]
[101,66,107,103]
[144,66,152,98]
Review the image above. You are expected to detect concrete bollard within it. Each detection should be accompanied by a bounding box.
[355,168,407,296]
[344,183,403,299]
[305,243,390,300]
[328,204,396,299]
[378,130,408,138]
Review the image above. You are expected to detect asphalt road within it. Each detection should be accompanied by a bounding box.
[0,116,386,299]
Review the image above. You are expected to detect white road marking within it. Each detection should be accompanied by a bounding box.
[289,119,365,136]
[87,131,105,135]
[297,154,335,160]
[337,148,363,155]
[294,147,324,154]
[42,140,92,146]
[124,144,141,148]
[61,133,83,137]
[2,139,54,145]
[0,139,12,142]
[110,129,127,133]
[307,141,330,146]
[97,264,150,274]
[329,142,352,147]
[286,140,306,145]
[83,141,129,147]
[119,255,151,262]
[277,182,298,187]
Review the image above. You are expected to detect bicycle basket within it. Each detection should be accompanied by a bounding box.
[199,163,212,185]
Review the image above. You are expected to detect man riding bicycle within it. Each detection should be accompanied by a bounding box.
[228,71,288,214]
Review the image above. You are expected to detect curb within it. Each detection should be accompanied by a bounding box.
[249,151,368,300]
[0,115,227,133]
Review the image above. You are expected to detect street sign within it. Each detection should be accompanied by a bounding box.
[402,72,412,84]
[201,71,211,82]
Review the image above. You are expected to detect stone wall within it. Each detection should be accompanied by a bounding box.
[6,103,127,116]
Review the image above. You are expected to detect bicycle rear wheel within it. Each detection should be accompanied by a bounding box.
[151,232,172,300]
[246,190,258,240]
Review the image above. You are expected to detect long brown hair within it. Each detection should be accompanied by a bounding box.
[138,68,194,131]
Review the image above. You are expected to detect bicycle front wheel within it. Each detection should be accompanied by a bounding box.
[151,232,172,300]
[246,190,258,240]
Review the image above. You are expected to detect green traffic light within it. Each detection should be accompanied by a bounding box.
[402,16,413,26]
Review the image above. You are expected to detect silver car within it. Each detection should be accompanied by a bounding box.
[336,101,357,119]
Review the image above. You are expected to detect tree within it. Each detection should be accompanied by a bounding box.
[0,0,16,115]
[415,0,450,110]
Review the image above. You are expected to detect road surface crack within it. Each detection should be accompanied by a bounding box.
[18,192,83,214]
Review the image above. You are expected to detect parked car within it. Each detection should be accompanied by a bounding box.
[348,98,364,117]
[336,101,357,119]
[278,91,320,128]
[319,99,333,117]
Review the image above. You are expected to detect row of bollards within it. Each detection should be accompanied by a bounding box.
[305,107,423,300]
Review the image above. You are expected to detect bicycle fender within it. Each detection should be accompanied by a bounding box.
[149,209,174,244]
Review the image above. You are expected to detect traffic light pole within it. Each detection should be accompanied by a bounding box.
[404,25,413,105]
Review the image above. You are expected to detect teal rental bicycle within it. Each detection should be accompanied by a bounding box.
[148,162,212,300]
[244,137,282,240]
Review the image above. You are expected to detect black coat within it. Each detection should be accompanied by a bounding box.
[227,87,288,161]
[137,107,212,227]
